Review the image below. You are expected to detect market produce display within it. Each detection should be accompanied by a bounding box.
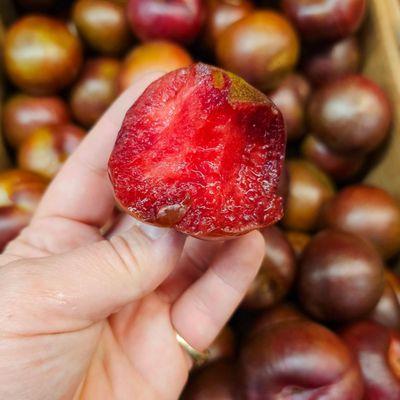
[1,0,399,398]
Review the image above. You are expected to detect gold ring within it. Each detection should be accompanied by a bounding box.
[176,333,209,367]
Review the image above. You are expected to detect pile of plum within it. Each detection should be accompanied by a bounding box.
[1,1,399,398]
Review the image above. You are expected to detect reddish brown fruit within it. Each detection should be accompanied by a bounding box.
[308,75,392,154]
[127,0,204,44]
[242,226,296,310]
[298,230,384,322]
[3,94,70,148]
[18,124,86,179]
[204,326,235,367]
[109,63,286,238]
[117,41,193,92]
[303,37,362,86]
[216,10,300,91]
[282,0,367,42]
[70,58,120,128]
[183,360,236,399]
[4,16,83,95]
[270,73,311,141]
[240,320,364,400]
[322,185,400,259]
[282,159,335,232]
[73,0,131,55]
[341,321,400,400]
[285,230,311,259]
[203,0,254,49]
[0,170,47,251]
[301,135,365,182]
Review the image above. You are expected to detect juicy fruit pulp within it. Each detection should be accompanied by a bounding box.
[109,63,286,237]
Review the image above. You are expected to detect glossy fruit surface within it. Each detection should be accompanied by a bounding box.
[239,319,364,400]
[308,75,392,154]
[0,170,47,250]
[117,41,193,92]
[282,0,366,42]
[322,185,400,259]
[70,58,120,127]
[282,159,335,231]
[216,10,300,91]
[203,0,254,48]
[4,16,83,95]
[73,0,131,55]
[242,226,296,310]
[127,0,204,44]
[341,321,400,400]
[3,94,70,148]
[18,124,86,179]
[301,135,364,182]
[109,63,286,238]
[183,360,236,399]
[303,37,361,86]
[298,230,384,322]
[270,73,310,142]
[285,230,311,259]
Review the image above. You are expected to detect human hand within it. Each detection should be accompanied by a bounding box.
[0,73,264,400]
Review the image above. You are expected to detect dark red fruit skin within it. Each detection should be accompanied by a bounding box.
[301,135,365,182]
[303,37,361,86]
[109,63,286,238]
[127,0,204,44]
[270,73,311,142]
[386,271,400,304]
[298,229,384,322]
[203,326,235,367]
[0,170,47,251]
[341,321,400,400]
[239,320,364,400]
[242,226,296,310]
[3,94,70,148]
[70,58,120,128]
[322,185,400,260]
[308,75,392,155]
[182,360,236,400]
[282,0,366,42]
[369,271,400,330]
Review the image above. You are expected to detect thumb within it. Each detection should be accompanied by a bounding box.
[0,227,185,335]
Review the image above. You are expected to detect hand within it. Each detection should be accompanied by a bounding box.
[0,73,264,400]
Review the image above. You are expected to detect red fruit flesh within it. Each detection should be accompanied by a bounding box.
[109,63,286,238]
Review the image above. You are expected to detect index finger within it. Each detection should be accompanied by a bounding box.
[35,71,165,228]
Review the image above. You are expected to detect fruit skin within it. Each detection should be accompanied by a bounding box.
[298,230,384,322]
[117,41,193,93]
[3,94,70,148]
[109,63,286,238]
[308,75,392,155]
[269,73,311,142]
[127,0,204,44]
[0,170,47,251]
[4,16,83,95]
[369,271,400,330]
[285,230,311,260]
[301,135,364,182]
[303,37,362,86]
[216,10,300,91]
[341,321,400,400]
[203,326,235,367]
[242,226,296,310]
[182,360,236,399]
[322,185,400,260]
[70,58,120,128]
[239,319,364,400]
[282,159,335,232]
[203,0,254,49]
[282,0,366,42]
[18,124,86,179]
[73,0,131,55]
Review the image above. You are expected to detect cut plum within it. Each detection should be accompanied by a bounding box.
[108,63,286,238]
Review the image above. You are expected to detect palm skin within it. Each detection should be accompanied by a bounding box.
[0,73,264,400]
